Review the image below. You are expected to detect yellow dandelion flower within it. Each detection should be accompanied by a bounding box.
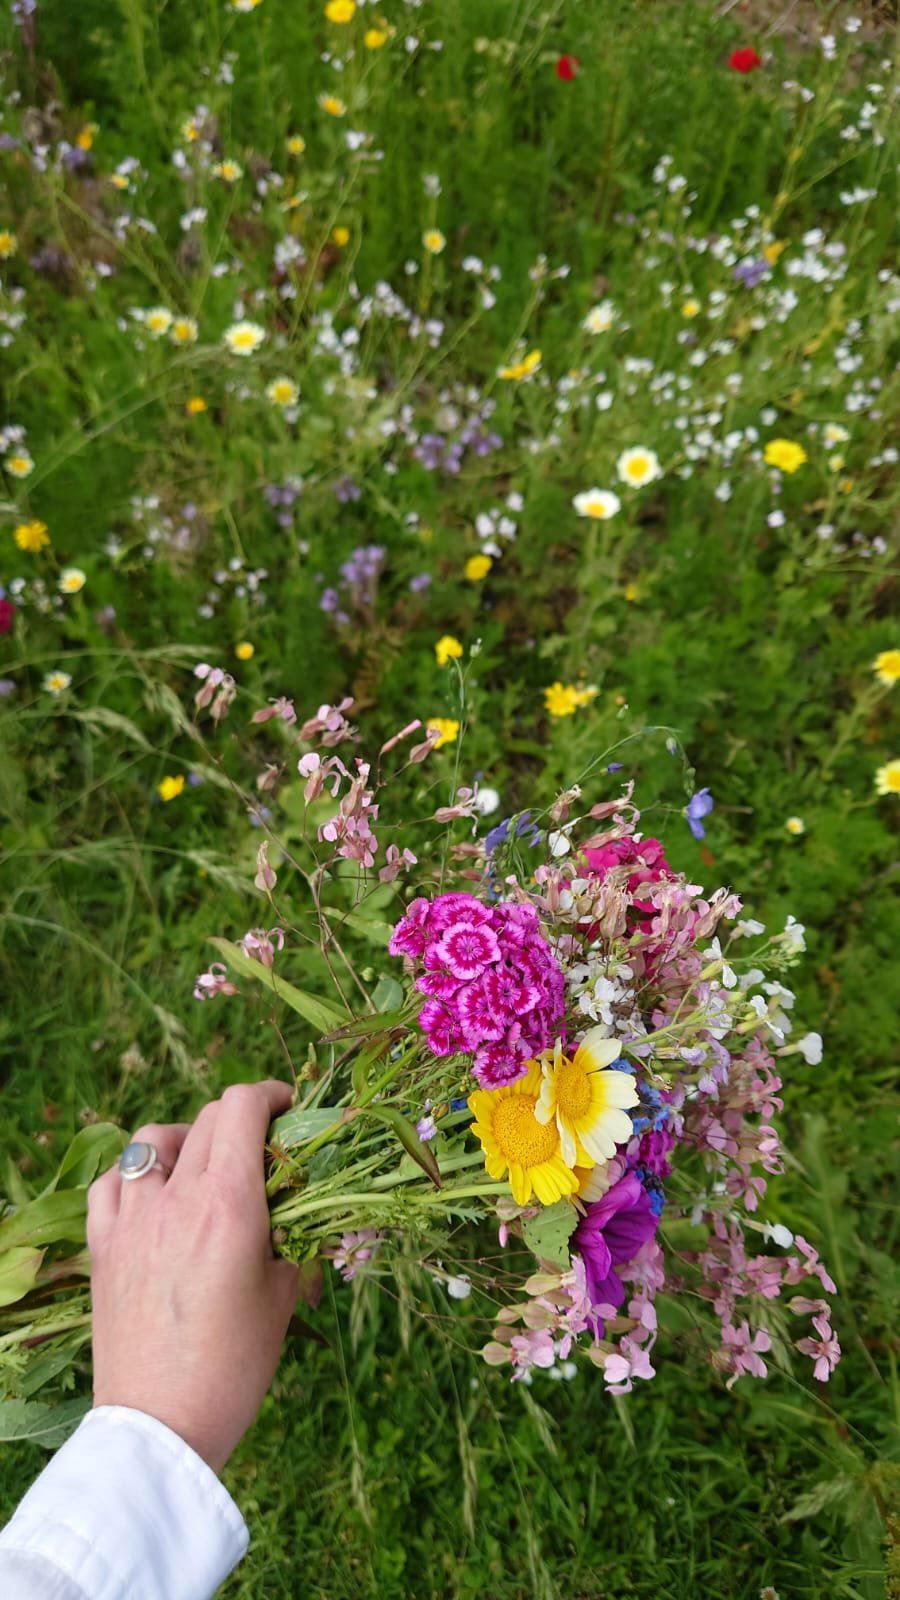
[324,0,356,20]
[469,1062,580,1208]
[464,554,492,582]
[435,635,463,666]
[426,717,459,749]
[498,348,542,381]
[873,649,900,687]
[785,816,806,836]
[763,438,807,473]
[266,376,299,407]
[0,230,18,258]
[318,93,347,117]
[235,641,255,661]
[157,775,186,802]
[875,759,900,797]
[59,567,86,595]
[5,452,34,478]
[423,229,446,255]
[364,26,388,48]
[544,682,596,718]
[185,396,207,415]
[332,225,350,247]
[535,1033,639,1169]
[170,316,199,346]
[13,520,50,553]
[286,135,306,156]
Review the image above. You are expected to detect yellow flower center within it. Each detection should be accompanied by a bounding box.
[626,455,649,480]
[554,1057,592,1121]
[492,1095,559,1168]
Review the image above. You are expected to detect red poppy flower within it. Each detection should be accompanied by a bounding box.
[0,598,15,635]
[728,47,762,73]
[555,54,580,82]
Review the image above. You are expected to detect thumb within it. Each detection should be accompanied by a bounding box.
[268,1256,301,1326]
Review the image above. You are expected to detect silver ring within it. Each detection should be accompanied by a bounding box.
[119,1141,171,1182]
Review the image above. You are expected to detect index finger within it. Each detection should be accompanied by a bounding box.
[206,1079,294,1187]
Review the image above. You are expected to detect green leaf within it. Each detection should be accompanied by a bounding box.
[0,1397,90,1449]
[521,1200,578,1268]
[44,1124,127,1194]
[0,1190,87,1253]
[364,1106,441,1189]
[209,939,349,1032]
[336,909,394,947]
[326,1008,412,1041]
[371,976,404,1012]
[269,1106,342,1149]
[0,1246,44,1307]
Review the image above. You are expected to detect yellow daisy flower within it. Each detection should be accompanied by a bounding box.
[535,1033,638,1168]
[223,320,266,356]
[544,682,596,718]
[763,438,807,473]
[0,230,17,259]
[170,316,199,346]
[875,759,900,797]
[266,377,299,407]
[435,635,463,666]
[426,717,459,749]
[13,519,50,552]
[286,134,306,156]
[464,554,492,582]
[469,1062,580,1207]
[215,159,243,183]
[873,649,900,687]
[5,451,34,478]
[157,775,186,802]
[144,307,173,337]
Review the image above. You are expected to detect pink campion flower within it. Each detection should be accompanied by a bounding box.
[786,1235,838,1295]
[193,963,238,1001]
[193,663,237,722]
[251,696,297,726]
[379,720,422,757]
[796,1314,841,1382]
[602,1339,656,1394]
[300,751,349,802]
[299,697,355,747]
[239,926,284,968]
[719,1320,772,1385]
[378,844,418,883]
[254,840,277,893]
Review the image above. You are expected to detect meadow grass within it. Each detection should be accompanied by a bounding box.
[0,0,898,1594]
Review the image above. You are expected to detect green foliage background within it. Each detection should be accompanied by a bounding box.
[0,0,897,1595]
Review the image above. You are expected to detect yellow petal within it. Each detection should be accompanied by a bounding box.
[574,1030,623,1072]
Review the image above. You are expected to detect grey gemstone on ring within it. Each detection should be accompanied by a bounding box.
[119,1140,157,1179]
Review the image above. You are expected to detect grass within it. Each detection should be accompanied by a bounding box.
[0,0,898,1594]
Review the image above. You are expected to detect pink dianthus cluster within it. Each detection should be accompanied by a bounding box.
[389,892,565,1087]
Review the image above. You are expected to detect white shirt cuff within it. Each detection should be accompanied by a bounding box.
[0,1405,248,1600]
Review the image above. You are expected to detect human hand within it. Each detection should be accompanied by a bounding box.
[88,1079,299,1473]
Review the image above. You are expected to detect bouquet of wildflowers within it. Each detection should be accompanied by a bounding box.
[0,677,839,1414]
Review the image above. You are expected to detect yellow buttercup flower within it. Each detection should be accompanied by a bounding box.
[324,0,355,20]
[544,682,596,718]
[185,396,207,415]
[764,438,807,473]
[464,554,492,582]
[235,641,255,661]
[435,635,463,666]
[0,230,18,258]
[875,759,900,797]
[427,717,459,749]
[13,520,50,552]
[469,1062,580,1207]
[499,348,541,381]
[157,775,186,802]
[318,94,347,117]
[76,123,98,151]
[364,26,388,48]
[535,1033,639,1169]
[332,225,350,247]
[873,649,900,687]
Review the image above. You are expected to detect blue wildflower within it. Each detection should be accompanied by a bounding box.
[685,787,714,840]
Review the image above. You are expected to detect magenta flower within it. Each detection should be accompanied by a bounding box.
[573,1173,660,1322]
[433,920,501,981]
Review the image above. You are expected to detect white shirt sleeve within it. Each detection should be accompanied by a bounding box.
[0,1405,249,1600]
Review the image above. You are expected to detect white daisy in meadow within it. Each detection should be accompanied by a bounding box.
[583,299,617,334]
[823,422,849,446]
[170,316,199,346]
[224,320,266,356]
[215,159,243,183]
[617,446,662,488]
[43,670,72,695]
[423,229,446,255]
[572,488,621,521]
[143,307,173,337]
[231,0,264,10]
[59,568,86,595]
[266,377,299,407]
[4,450,34,478]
